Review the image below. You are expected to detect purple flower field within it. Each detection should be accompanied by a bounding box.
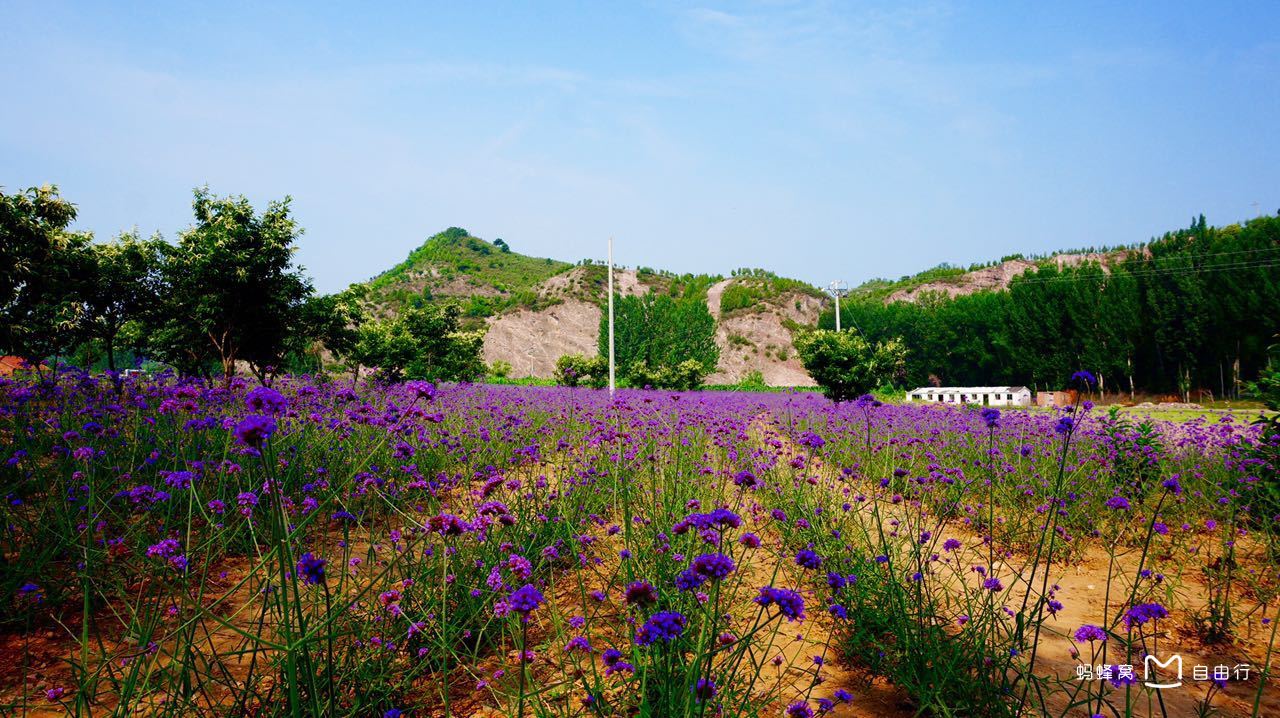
[0,370,1276,717]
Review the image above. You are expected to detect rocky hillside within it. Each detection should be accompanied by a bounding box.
[854,249,1141,304]
[707,274,825,386]
[363,229,1138,385]
[363,230,826,385]
[365,227,573,321]
[481,265,648,379]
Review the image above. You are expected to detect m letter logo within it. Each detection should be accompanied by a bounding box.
[1144,654,1182,689]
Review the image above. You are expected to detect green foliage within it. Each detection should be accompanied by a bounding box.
[77,232,167,373]
[720,269,823,314]
[632,269,723,301]
[352,303,485,383]
[367,227,570,315]
[829,214,1280,395]
[1247,414,1280,534]
[1245,341,1280,410]
[488,359,513,379]
[719,285,759,314]
[871,384,907,403]
[735,369,769,392]
[554,354,608,388]
[0,185,90,370]
[794,329,907,403]
[624,359,709,391]
[849,262,969,302]
[284,285,368,374]
[147,187,312,384]
[1100,407,1164,500]
[601,292,719,390]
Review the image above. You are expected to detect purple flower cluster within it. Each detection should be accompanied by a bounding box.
[1073,624,1107,643]
[673,508,741,534]
[1072,370,1097,387]
[234,415,276,446]
[625,580,659,606]
[1054,416,1074,436]
[636,611,687,645]
[1124,602,1168,629]
[1105,495,1131,511]
[755,586,805,621]
[508,584,544,615]
[296,553,327,585]
[794,549,823,570]
[690,552,736,580]
[245,386,288,415]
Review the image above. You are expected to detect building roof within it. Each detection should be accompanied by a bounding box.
[908,386,1029,395]
[0,356,46,376]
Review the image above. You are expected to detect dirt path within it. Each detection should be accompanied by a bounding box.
[754,415,1280,717]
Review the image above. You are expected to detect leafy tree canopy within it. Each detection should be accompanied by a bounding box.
[795,329,907,403]
[152,187,312,384]
[351,303,485,383]
[600,292,719,390]
[0,185,91,370]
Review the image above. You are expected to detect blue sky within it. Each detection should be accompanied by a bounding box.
[3,1,1278,293]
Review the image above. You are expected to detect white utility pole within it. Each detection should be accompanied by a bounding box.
[827,280,848,331]
[608,238,616,395]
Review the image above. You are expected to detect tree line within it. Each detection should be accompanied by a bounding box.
[828,215,1280,399]
[0,185,484,385]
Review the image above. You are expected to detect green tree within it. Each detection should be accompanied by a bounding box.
[77,231,166,374]
[795,329,907,403]
[1246,340,1280,410]
[284,285,368,374]
[351,303,485,383]
[602,292,719,389]
[153,187,312,384]
[1144,231,1208,400]
[1093,261,1142,397]
[0,185,91,375]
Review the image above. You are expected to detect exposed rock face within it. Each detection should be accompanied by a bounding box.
[887,259,1039,303]
[483,300,602,378]
[537,266,649,300]
[481,267,650,378]
[481,272,821,385]
[886,252,1134,303]
[707,286,822,386]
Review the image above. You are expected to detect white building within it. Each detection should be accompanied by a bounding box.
[907,386,1032,407]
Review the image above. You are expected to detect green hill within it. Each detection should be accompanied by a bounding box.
[365,227,573,323]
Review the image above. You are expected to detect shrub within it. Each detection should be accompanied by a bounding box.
[794,329,906,403]
[488,359,512,379]
[624,359,710,391]
[555,354,608,388]
[736,370,769,392]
